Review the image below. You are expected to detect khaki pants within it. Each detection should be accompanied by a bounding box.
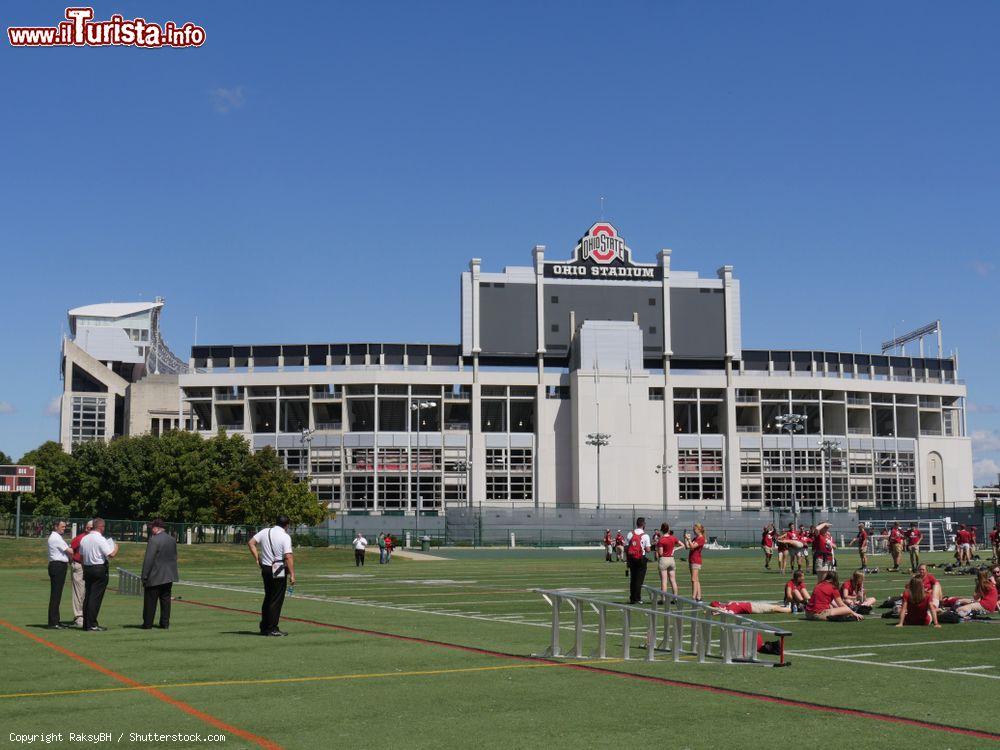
[71,562,85,624]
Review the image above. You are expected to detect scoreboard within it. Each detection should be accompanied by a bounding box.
[0,465,35,493]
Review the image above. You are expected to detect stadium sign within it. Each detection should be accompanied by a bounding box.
[544,222,662,280]
[0,465,35,493]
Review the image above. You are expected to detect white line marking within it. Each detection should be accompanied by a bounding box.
[793,637,1000,653]
[832,653,876,658]
[890,659,935,664]
[951,665,995,671]
[787,652,1000,681]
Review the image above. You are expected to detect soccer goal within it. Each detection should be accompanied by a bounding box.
[848,518,953,554]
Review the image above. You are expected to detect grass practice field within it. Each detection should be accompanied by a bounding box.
[1,538,998,749]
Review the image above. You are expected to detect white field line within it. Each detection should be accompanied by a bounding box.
[831,653,876,658]
[951,665,995,671]
[793,637,1000,653]
[890,659,935,664]
[787,652,1000,681]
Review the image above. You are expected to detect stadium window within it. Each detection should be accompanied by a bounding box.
[648,387,664,401]
[551,324,559,332]
[481,400,506,432]
[648,297,656,306]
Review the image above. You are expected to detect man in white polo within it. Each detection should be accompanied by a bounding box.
[78,518,119,631]
[352,532,368,567]
[248,515,295,636]
[46,520,72,629]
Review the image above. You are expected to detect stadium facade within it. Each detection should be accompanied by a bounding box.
[59,223,974,512]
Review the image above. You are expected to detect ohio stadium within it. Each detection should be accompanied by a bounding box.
[58,222,973,513]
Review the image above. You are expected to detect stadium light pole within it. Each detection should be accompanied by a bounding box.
[655,462,674,511]
[775,414,806,521]
[455,459,472,508]
[818,439,841,513]
[586,432,610,509]
[411,401,437,526]
[299,427,315,486]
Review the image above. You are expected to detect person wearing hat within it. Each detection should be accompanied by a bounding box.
[140,518,179,629]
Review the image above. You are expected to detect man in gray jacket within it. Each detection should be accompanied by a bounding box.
[141,519,179,629]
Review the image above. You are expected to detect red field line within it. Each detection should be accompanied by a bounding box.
[179,598,1000,743]
[0,619,284,750]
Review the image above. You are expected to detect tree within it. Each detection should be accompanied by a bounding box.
[237,447,326,527]
[16,442,77,516]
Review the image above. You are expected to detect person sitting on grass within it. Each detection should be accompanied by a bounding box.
[805,572,864,621]
[916,563,942,605]
[897,575,941,627]
[784,570,809,613]
[840,570,876,614]
[947,569,999,619]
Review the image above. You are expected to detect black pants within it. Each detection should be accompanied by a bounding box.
[142,582,173,628]
[259,565,287,634]
[82,564,109,629]
[47,561,68,626]
[355,549,365,566]
[627,557,648,604]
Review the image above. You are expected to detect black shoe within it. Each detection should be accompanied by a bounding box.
[46,624,66,630]
[86,626,107,632]
[265,630,288,637]
[140,625,153,630]
[159,624,169,630]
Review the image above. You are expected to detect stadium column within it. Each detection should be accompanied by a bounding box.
[469,259,486,509]
[659,249,676,511]
[719,265,739,512]
[534,245,546,509]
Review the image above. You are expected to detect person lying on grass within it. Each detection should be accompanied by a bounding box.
[783,570,809,613]
[805,572,864,621]
[707,600,788,656]
[943,569,998,619]
[897,575,941,627]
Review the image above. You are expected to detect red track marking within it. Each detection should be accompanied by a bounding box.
[0,619,283,750]
[179,598,1000,743]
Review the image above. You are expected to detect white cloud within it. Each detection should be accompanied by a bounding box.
[974,458,1000,485]
[45,396,61,417]
[210,86,246,113]
[968,402,998,414]
[0,402,13,414]
[972,429,1000,454]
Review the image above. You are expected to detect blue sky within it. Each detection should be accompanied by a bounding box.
[1,1,998,480]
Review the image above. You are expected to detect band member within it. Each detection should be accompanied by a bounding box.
[614,530,625,562]
[905,522,923,572]
[804,572,863,621]
[887,523,904,571]
[655,523,682,597]
[761,525,776,570]
[840,570,876,613]
[603,529,613,562]
[683,524,707,601]
[897,575,941,627]
[784,570,809,612]
[848,523,869,569]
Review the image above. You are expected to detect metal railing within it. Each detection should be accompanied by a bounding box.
[117,568,142,596]
[533,588,790,667]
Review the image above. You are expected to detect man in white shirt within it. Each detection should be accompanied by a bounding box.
[353,532,368,567]
[78,518,119,631]
[46,520,72,629]
[248,515,295,636]
[625,517,652,604]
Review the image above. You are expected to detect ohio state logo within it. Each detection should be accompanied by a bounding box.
[576,222,630,265]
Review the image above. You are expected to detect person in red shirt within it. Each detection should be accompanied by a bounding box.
[69,520,93,628]
[603,529,613,562]
[811,522,834,582]
[887,523,904,571]
[955,524,972,565]
[655,523,682,596]
[798,525,812,572]
[761,525,775,570]
[840,570,876,612]
[916,563,942,605]
[614,531,625,562]
[709,600,791,615]
[805,572,863,621]
[683,523,707,601]
[783,570,809,612]
[897,575,940,627]
[990,524,999,564]
[905,523,923,572]
[848,523,870,569]
[951,570,999,618]
[384,533,394,563]
[777,523,803,574]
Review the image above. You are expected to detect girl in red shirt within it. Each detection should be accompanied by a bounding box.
[655,523,682,597]
[683,523,706,601]
[761,525,775,570]
[805,573,863,621]
[840,570,876,612]
[952,570,999,618]
[897,576,940,627]
[784,570,809,612]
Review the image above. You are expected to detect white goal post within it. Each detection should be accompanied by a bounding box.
[840,518,953,554]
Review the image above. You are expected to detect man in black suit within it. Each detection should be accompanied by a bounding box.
[141,519,179,629]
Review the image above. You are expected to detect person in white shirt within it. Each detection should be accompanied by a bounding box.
[248,515,295,636]
[46,520,72,629]
[625,518,652,604]
[78,518,119,631]
[353,532,368,567]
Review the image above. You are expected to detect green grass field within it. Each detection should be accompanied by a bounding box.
[1,538,998,749]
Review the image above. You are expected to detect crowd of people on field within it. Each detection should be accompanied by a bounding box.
[602,519,1000,634]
